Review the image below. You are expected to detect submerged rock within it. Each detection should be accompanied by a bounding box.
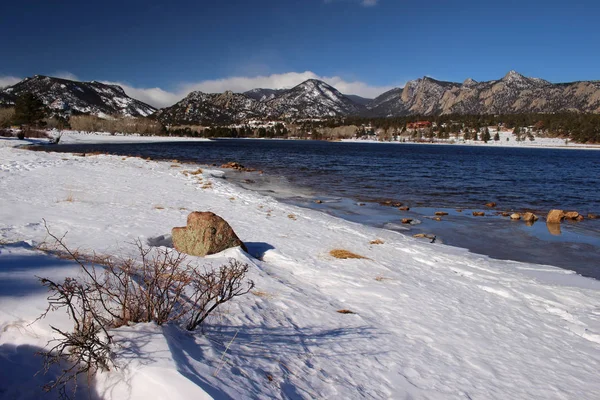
[522,212,539,223]
[564,211,580,220]
[547,209,565,223]
[172,211,246,256]
[485,202,497,208]
[472,211,485,217]
[510,213,521,220]
[434,211,448,216]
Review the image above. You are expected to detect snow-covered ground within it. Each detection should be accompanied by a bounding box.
[52,130,211,144]
[345,130,600,150]
[1,136,600,399]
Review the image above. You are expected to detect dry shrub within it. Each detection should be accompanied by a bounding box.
[188,168,203,175]
[370,239,384,245]
[37,221,254,396]
[0,107,15,127]
[154,205,165,210]
[21,127,50,139]
[0,128,13,137]
[374,276,389,282]
[336,309,355,314]
[170,164,180,168]
[70,115,164,135]
[287,214,297,220]
[330,249,367,259]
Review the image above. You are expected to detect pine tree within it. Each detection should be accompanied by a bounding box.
[13,93,46,126]
[493,132,500,141]
[482,127,491,143]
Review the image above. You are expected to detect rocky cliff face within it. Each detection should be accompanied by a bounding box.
[368,71,600,116]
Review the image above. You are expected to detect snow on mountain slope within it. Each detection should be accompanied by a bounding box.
[155,90,273,125]
[0,75,156,118]
[1,138,600,399]
[266,79,365,119]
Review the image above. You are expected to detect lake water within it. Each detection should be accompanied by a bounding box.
[37,139,600,278]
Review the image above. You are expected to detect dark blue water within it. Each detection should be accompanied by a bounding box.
[37,139,600,278]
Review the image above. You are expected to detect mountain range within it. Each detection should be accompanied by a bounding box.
[0,75,156,118]
[2,71,600,125]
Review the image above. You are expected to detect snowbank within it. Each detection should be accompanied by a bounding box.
[1,137,600,399]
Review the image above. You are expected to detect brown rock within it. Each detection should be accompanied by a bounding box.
[455,209,463,213]
[435,211,448,216]
[413,233,435,239]
[485,202,497,208]
[401,218,413,224]
[398,206,410,211]
[172,212,246,256]
[472,211,485,216]
[501,212,511,217]
[522,212,538,223]
[546,209,565,223]
[314,200,323,204]
[564,211,580,220]
[588,213,598,219]
[433,217,442,221]
[510,213,521,220]
[576,215,584,222]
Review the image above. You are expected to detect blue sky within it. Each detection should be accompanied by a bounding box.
[1,0,599,106]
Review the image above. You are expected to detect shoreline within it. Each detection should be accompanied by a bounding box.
[2,135,600,398]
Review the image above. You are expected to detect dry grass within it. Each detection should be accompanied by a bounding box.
[202,182,213,189]
[336,309,355,314]
[154,205,165,210]
[287,214,297,220]
[369,239,384,245]
[179,207,188,211]
[374,276,390,282]
[189,168,203,175]
[251,290,276,299]
[170,164,181,168]
[330,249,367,259]
[229,197,236,201]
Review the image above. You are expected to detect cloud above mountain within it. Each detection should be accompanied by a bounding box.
[0,76,21,89]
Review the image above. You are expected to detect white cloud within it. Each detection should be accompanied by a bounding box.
[0,76,21,89]
[110,71,396,108]
[54,71,79,81]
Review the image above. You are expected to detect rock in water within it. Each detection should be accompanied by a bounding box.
[522,212,539,223]
[510,213,521,220]
[172,211,246,256]
[546,209,565,223]
[564,211,580,220]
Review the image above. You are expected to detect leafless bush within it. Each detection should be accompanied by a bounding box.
[0,128,13,137]
[70,115,164,135]
[0,107,15,127]
[37,221,254,395]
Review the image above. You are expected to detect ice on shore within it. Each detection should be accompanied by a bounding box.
[1,135,600,399]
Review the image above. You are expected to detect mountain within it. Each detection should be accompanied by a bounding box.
[155,91,273,126]
[0,75,156,118]
[265,79,365,119]
[243,88,286,102]
[368,71,600,116]
[345,94,372,106]
[157,79,366,125]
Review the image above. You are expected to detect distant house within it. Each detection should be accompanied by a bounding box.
[407,121,432,129]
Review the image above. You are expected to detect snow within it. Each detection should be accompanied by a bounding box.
[345,129,600,150]
[52,130,211,144]
[1,136,600,399]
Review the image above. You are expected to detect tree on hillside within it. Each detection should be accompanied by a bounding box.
[13,93,46,126]
[494,132,500,141]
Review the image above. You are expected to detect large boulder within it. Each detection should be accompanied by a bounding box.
[172,212,246,256]
[564,211,580,220]
[546,209,565,224]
